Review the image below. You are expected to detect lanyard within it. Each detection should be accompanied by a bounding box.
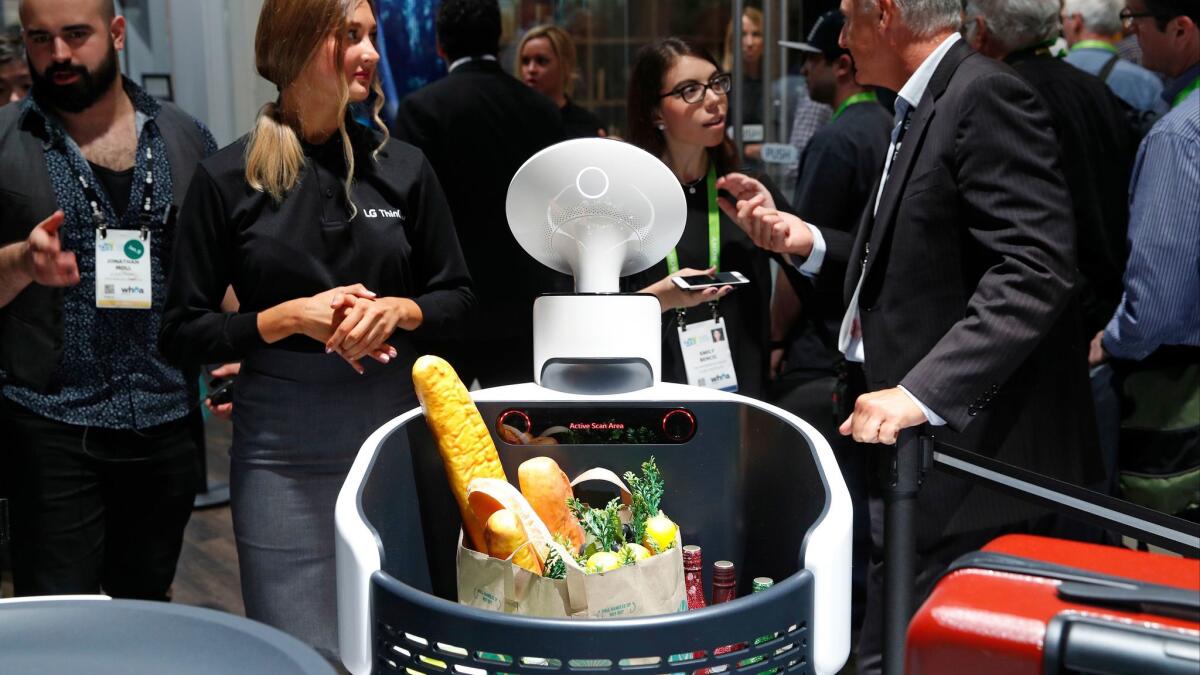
[666,162,720,274]
[1070,39,1118,55]
[1172,75,1200,110]
[74,146,160,239]
[831,91,879,122]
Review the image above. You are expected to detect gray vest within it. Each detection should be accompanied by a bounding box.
[0,100,210,392]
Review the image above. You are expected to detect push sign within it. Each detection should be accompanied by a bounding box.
[761,143,799,165]
[95,229,153,309]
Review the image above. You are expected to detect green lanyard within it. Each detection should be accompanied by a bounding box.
[831,91,879,122]
[666,162,720,274]
[1172,75,1200,110]
[1070,39,1118,54]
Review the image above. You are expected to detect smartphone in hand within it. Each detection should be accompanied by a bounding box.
[671,271,749,290]
[207,376,235,406]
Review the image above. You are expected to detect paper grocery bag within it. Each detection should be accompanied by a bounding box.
[552,468,687,618]
[456,467,686,618]
[456,530,571,616]
[455,479,571,616]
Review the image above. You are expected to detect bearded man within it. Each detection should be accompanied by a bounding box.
[0,0,216,599]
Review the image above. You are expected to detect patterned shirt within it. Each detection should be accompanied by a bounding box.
[784,89,833,188]
[1102,69,1200,361]
[3,79,217,429]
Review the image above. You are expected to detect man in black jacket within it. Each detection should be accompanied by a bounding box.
[720,0,1101,670]
[0,0,215,599]
[393,0,567,387]
[964,0,1136,340]
[963,0,1139,497]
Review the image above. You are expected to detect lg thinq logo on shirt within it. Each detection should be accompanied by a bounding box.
[363,207,404,219]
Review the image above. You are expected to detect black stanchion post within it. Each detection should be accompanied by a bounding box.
[883,430,931,675]
[0,497,9,546]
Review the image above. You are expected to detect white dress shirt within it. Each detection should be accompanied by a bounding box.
[447,54,498,73]
[795,32,963,426]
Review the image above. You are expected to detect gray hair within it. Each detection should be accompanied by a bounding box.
[963,0,1061,53]
[1061,0,1124,35]
[859,0,964,39]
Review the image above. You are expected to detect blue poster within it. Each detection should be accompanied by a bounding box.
[374,0,445,125]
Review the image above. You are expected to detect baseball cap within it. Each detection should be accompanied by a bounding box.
[778,10,847,60]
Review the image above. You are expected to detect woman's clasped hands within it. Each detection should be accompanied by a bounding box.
[297,284,422,374]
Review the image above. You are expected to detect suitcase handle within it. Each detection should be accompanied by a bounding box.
[1044,613,1200,675]
[1057,581,1200,621]
[940,550,1200,620]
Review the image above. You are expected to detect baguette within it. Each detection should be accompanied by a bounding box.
[412,355,506,551]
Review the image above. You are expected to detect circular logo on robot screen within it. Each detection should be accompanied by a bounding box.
[124,239,145,259]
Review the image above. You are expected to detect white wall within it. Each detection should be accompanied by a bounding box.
[118,0,173,87]
[164,0,273,146]
[2,0,17,28]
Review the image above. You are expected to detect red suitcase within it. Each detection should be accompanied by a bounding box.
[906,534,1200,674]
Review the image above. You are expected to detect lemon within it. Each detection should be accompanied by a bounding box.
[643,512,678,552]
[622,543,652,562]
[586,551,623,573]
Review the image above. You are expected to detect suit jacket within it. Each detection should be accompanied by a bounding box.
[1007,53,1137,336]
[392,60,568,344]
[830,41,1102,541]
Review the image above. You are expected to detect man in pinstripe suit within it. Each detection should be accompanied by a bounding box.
[719,0,1101,669]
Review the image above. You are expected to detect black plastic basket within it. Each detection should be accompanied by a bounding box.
[349,395,841,675]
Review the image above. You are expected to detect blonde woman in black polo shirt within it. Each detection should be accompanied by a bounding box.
[160,0,472,657]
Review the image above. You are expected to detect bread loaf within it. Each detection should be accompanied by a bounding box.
[484,509,543,574]
[412,355,506,551]
[518,457,585,553]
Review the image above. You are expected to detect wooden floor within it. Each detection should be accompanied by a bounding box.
[171,415,245,615]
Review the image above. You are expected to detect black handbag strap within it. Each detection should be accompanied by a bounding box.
[1098,53,1122,83]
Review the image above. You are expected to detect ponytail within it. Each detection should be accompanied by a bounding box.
[244,101,306,204]
[246,0,389,215]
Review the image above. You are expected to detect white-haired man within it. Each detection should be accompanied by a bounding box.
[717,1,1099,670]
[1062,0,1167,115]
[964,0,1138,500]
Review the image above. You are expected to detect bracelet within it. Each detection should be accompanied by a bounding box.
[769,340,788,350]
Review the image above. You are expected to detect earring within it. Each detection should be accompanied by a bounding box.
[655,122,666,131]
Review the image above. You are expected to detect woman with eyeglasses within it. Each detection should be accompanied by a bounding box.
[624,38,790,400]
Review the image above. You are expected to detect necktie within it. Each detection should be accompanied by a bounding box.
[841,97,915,361]
[874,97,913,216]
[890,98,912,156]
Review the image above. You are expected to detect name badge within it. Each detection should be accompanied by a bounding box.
[95,229,152,309]
[677,317,738,392]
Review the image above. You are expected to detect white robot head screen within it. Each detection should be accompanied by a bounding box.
[506,138,687,293]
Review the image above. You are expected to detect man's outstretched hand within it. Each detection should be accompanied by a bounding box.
[24,211,79,287]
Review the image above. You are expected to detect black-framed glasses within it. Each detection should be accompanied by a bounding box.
[659,73,733,104]
[1119,8,1159,28]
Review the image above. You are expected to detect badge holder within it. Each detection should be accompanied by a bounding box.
[676,300,738,392]
[84,151,156,310]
